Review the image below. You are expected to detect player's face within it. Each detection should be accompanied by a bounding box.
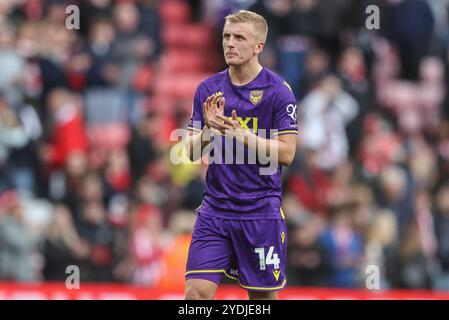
[222,22,262,66]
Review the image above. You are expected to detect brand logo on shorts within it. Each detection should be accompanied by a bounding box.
[272,269,280,281]
[250,90,263,105]
[281,232,285,245]
[230,268,239,277]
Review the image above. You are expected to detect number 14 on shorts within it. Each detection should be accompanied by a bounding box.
[254,246,280,270]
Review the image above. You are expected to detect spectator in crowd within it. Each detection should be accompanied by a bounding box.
[156,210,196,289]
[397,216,434,289]
[300,74,359,171]
[75,200,115,282]
[357,113,404,178]
[79,0,114,39]
[39,88,88,171]
[85,18,118,88]
[319,203,364,288]
[0,22,26,107]
[0,97,29,192]
[137,0,163,60]
[287,148,333,216]
[42,204,90,281]
[180,164,206,211]
[103,148,132,199]
[377,165,415,240]
[127,111,159,183]
[287,213,328,286]
[112,2,155,88]
[0,191,39,281]
[364,209,398,289]
[337,47,374,155]
[299,49,330,99]
[129,204,165,286]
[383,0,434,80]
[434,184,449,289]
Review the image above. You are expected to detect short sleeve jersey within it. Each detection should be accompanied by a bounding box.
[188,67,298,219]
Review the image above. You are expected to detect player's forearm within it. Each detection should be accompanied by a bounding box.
[242,131,296,166]
[185,126,212,161]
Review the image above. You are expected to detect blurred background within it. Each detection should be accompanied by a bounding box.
[1,0,449,299]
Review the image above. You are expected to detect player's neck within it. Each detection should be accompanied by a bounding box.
[228,61,263,86]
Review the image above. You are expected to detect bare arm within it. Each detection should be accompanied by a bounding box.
[185,126,212,162]
[250,133,297,166]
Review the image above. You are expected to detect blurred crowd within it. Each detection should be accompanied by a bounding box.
[1,0,449,291]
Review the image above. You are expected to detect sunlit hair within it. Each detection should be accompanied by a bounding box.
[224,10,268,43]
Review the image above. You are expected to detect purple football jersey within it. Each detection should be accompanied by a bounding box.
[188,67,298,219]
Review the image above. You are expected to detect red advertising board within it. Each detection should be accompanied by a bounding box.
[1,282,449,300]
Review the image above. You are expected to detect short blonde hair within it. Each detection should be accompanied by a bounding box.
[224,10,268,43]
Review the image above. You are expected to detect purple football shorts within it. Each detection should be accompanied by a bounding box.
[185,212,287,292]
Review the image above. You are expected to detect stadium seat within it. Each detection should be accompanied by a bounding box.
[84,88,129,124]
[160,49,206,73]
[161,49,222,74]
[145,96,177,116]
[132,64,155,93]
[162,24,215,50]
[87,123,131,150]
[159,0,191,25]
[147,113,177,148]
[154,73,211,101]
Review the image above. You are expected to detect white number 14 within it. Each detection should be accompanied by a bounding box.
[255,246,280,270]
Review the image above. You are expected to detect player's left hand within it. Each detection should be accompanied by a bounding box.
[210,110,246,141]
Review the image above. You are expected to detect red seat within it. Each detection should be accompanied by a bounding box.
[132,64,155,92]
[146,96,175,115]
[156,114,178,147]
[162,24,214,49]
[160,49,205,73]
[87,123,131,150]
[155,73,211,100]
[159,0,191,25]
[150,95,194,118]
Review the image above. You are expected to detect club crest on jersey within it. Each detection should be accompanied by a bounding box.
[249,90,263,105]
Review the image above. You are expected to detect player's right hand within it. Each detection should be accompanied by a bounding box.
[203,92,225,129]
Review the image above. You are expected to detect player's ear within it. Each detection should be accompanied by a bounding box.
[255,41,264,54]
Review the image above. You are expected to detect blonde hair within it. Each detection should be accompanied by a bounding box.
[224,10,268,43]
[368,210,396,246]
